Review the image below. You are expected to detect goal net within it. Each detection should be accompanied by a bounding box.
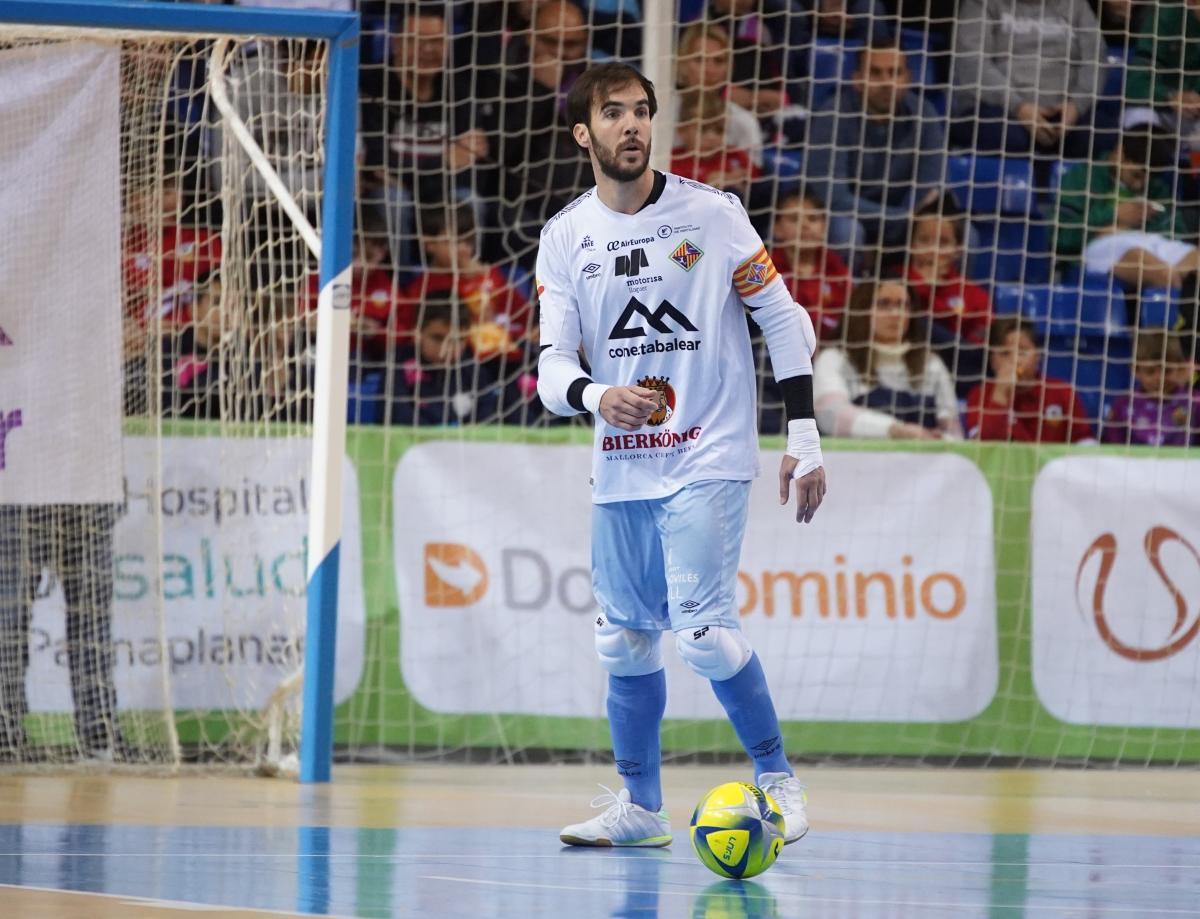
[359,1,1199,771]
[0,17,356,771]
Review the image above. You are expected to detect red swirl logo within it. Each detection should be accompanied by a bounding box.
[1075,527,1200,661]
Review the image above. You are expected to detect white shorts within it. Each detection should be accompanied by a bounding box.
[1083,231,1196,274]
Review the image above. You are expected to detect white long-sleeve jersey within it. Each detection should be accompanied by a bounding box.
[536,172,817,504]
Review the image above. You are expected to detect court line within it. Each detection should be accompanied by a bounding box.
[0,883,360,918]
[6,852,1197,870]
[419,874,1200,914]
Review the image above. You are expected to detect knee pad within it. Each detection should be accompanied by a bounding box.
[594,616,664,677]
[674,624,752,681]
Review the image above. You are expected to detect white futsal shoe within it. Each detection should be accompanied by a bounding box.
[559,785,672,847]
[757,772,809,844]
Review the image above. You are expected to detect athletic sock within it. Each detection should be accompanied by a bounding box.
[709,653,792,779]
[606,669,666,813]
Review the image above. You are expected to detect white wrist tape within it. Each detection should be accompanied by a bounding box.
[786,418,823,479]
[581,382,609,414]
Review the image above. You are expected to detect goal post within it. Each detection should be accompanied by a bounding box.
[0,0,358,783]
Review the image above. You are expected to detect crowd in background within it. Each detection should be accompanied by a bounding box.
[126,0,1200,446]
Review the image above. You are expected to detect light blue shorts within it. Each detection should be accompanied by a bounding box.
[591,479,750,632]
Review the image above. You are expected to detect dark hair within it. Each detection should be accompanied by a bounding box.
[1134,329,1185,364]
[1120,126,1176,173]
[989,316,1041,351]
[419,296,466,331]
[565,61,657,133]
[911,192,967,246]
[419,203,476,240]
[778,184,825,211]
[840,280,928,385]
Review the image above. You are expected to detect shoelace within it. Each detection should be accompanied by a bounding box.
[589,784,634,828]
[763,779,806,816]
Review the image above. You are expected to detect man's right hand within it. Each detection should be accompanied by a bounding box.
[599,385,660,431]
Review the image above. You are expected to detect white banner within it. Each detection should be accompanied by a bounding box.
[0,42,123,504]
[1031,457,1200,728]
[27,437,365,712]
[393,443,997,723]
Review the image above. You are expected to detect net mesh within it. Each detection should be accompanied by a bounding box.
[2,1,1197,775]
[0,28,332,770]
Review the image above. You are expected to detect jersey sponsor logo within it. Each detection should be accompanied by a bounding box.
[614,248,650,278]
[608,296,699,340]
[580,234,595,250]
[692,625,709,640]
[607,236,655,251]
[657,224,672,238]
[670,239,704,272]
[608,338,701,358]
[657,223,701,239]
[581,261,601,276]
[424,543,489,607]
[638,375,675,426]
[600,425,703,453]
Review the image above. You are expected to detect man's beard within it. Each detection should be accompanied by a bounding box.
[591,132,652,183]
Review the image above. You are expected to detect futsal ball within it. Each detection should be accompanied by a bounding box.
[689,782,785,880]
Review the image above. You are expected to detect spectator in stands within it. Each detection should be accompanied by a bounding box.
[804,36,946,265]
[389,297,501,426]
[495,303,565,426]
[1055,127,1200,291]
[360,4,493,271]
[493,0,594,268]
[1090,0,1148,51]
[950,0,1107,161]
[905,194,992,391]
[301,207,412,366]
[671,92,758,201]
[161,272,225,419]
[1102,330,1200,445]
[769,188,851,340]
[675,22,764,167]
[403,204,531,363]
[965,317,1094,442]
[801,0,892,44]
[1125,0,1200,140]
[703,0,790,115]
[814,280,962,438]
[123,175,222,327]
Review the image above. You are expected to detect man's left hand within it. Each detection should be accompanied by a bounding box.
[779,458,826,524]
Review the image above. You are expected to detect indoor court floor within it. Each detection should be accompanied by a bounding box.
[0,764,1196,917]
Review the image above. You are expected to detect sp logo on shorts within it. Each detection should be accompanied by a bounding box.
[424,543,488,607]
[692,625,710,640]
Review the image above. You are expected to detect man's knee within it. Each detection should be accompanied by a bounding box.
[674,624,752,681]
[594,616,663,677]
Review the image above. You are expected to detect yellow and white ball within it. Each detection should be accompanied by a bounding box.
[689,782,785,879]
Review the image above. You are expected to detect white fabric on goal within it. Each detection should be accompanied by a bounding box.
[0,41,122,504]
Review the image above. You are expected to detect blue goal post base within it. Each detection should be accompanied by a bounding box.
[0,0,359,784]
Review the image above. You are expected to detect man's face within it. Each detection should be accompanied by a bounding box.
[681,36,731,90]
[575,83,653,183]
[1116,152,1148,192]
[393,14,446,75]
[857,46,910,115]
[533,4,588,66]
[419,318,464,366]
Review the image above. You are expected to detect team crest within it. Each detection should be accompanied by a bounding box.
[637,375,676,426]
[669,239,704,272]
[746,261,768,285]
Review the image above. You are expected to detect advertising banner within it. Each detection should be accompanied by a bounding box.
[1031,456,1200,728]
[394,443,998,723]
[26,437,366,712]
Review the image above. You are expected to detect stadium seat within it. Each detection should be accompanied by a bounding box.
[947,155,1035,217]
[1047,282,1130,341]
[967,220,1050,284]
[347,371,386,425]
[1044,336,1132,424]
[1138,287,1183,330]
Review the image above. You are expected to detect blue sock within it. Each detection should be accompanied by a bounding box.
[709,653,792,779]
[606,669,666,812]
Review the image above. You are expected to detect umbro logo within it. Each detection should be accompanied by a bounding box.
[751,736,782,757]
[581,262,601,275]
[614,759,640,770]
[608,296,698,340]
[680,600,700,610]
